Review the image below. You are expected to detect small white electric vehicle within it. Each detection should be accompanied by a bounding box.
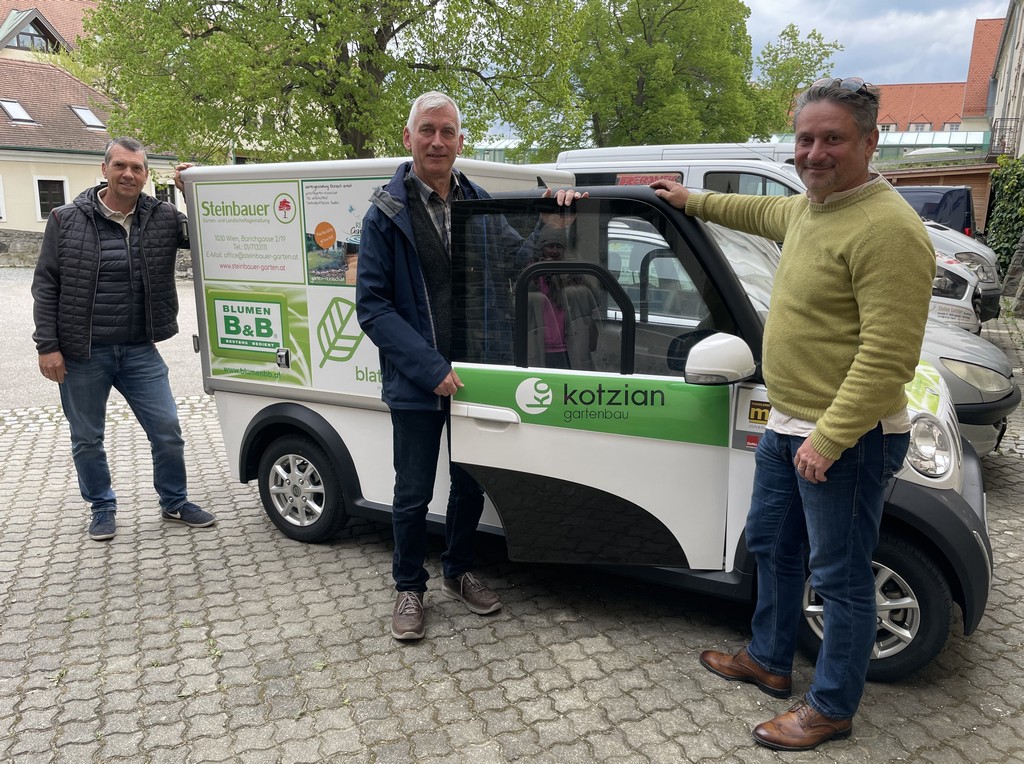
[183,161,991,682]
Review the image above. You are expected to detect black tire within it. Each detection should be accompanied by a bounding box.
[798,534,953,682]
[257,434,348,543]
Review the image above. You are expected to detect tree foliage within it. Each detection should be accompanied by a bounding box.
[76,0,586,162]
[571,0,754,148]
[750,23,843,137]
[987,156,1024,271]
[567,2,841,149]
[73,0,841,160]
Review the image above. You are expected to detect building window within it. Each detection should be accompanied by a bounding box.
[154,183,177,206]
[70,106,105,129]
[37,179,67,219]
[0,99,34,124]
[12,22,52,52]
[0,176,6,222]
[878,123,896,132]
[910,122,931,132]
[944,122,961,132]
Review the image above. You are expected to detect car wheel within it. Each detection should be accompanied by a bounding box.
[798,534,953,682]
[257,434,348,542]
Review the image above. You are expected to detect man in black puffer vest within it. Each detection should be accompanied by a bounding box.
[32,137,217,541]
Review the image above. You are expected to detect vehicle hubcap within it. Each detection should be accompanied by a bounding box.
[267,453,326,526]
[802,561,921,660]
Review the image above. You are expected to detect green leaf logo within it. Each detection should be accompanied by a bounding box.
[317,297,364,367]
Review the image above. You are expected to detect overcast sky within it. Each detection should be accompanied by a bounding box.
[746,0,1009,85]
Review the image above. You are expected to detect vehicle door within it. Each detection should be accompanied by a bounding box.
[447,193,761,571]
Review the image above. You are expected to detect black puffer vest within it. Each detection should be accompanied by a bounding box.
[36,186,186,360]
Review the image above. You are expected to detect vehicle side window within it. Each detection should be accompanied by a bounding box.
[703,172,795,197]
[607,216,731,376]
[450,199,735,379]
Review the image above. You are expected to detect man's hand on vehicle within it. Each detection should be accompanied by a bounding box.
[651,179,690,210]
[540,187,589,229]
[434,369,464,397]
[173,162,195,193]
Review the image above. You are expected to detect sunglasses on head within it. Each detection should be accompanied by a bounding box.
[811,76,871,94]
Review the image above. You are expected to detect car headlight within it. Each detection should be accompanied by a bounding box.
[940,358,1013,395]
[932,265,969,300]
[953,252,999,284]
[907,413,952,477]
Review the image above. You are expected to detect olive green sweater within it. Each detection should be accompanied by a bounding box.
[686,181,935,459]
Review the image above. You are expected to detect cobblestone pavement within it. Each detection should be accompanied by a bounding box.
[3,312,1024,763]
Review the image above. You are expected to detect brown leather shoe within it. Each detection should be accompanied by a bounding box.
[391,591,425,640]
[441,572,502,614]
[752,698,852,751]
[699,647,792,698]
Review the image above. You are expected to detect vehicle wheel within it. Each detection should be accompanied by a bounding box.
[257,435,348,543]
[798,534,953,682]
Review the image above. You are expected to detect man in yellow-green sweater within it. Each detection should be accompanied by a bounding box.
[653,78,935,751]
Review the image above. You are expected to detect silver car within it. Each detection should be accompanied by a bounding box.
[923,220,1002,322]
[610,221,1019,456]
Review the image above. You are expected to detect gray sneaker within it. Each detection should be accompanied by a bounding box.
[162,502,217,528]
[391,591,425,640]
[88,510,116,541]
[442,572,502,614]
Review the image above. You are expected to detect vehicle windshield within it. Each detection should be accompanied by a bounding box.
[703,222,778,324]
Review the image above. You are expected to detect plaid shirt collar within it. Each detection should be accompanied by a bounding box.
[409,168,464,245]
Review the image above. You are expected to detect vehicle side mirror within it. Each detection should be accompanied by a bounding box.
[684,333,756,385]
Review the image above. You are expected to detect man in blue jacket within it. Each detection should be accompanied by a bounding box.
[357,92,581,640]
[32,137,216,542]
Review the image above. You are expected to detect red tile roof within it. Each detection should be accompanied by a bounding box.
[964,18,1004,117]
[875,83,967,131]
[0,58,110,152]
[0,1,97,48]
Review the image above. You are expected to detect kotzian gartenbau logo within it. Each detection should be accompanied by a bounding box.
[515,378,554,413]
[514,376,667,422]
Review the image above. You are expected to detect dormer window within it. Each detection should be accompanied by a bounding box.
[0,99,34,124]
[71,106,105,128]
[12,21,53,52]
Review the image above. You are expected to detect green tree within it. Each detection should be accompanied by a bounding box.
[75,0,586,162]
[572,0,756,148]
[750,23,843,137]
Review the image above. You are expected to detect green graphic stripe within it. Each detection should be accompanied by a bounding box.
[905,362,942,416]
[455,367,730,446]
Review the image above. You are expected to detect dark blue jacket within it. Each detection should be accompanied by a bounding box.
[356,162,533,410]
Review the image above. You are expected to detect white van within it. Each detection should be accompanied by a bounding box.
[557,142,796,167]
[555,155,803,198]
[183,158,990,682]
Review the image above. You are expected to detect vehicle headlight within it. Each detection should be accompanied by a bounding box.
[953,252,999,284]
[940,358,1013,395]
[932,265,969,300]
[907,413,952,477]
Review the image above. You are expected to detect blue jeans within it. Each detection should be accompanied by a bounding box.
[60,343,188,513]
[744,425,908,720]
[390,408,485,592]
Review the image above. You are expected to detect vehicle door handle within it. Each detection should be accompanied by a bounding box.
[451,403,520,424]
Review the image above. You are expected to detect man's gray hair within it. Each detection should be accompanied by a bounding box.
[104,137,148,168]
[406,91,461,133]
[794,81,881,138]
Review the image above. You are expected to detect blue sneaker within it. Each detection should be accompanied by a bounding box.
[89,510,116,541]
[161,502,217,528]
